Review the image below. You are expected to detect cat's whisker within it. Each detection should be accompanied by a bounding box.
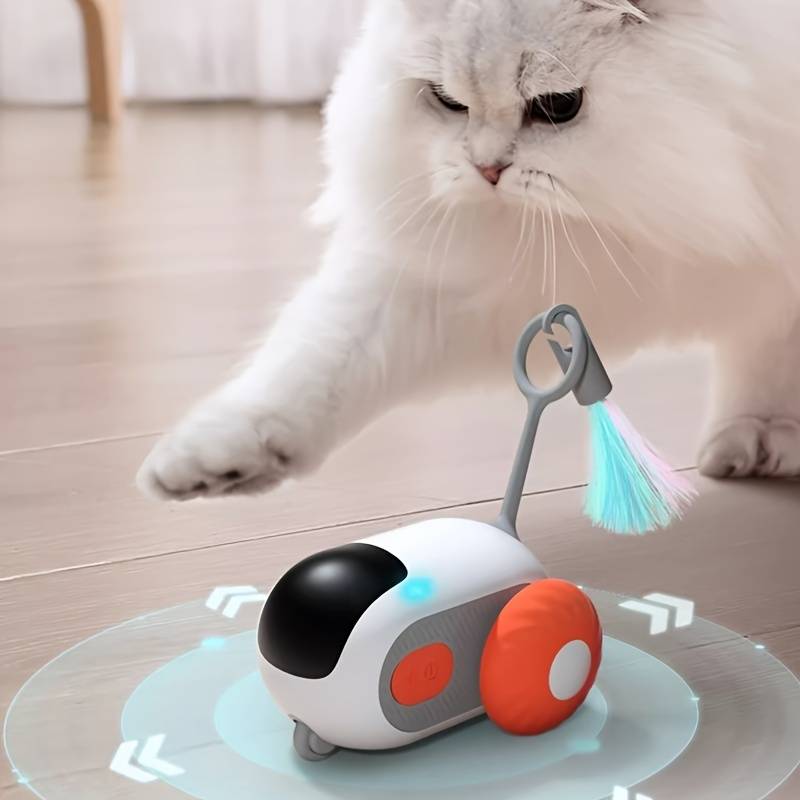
[537,49,579,84]
[519,205,539,290]
[602,224,661,290]
[384,256,413,343]
[541,203,551,296]
[536,48,587,99]
[547,202,558,304]
[555,194,599,293]
[561,186,641,298]
[353,194,421,251]
[371,170,440,216]
[427,197,452,253]
[385,192,441,242]
[395,165,458,202]
[532,49,585,136]
[370,165,458,231]
[441,203,460,273]
[353,170,450,250]
[436,206,461,350]
[424,198,454,290]
[418,197,451,248]
[508,198,531,285]
[382,188,459,327]
[361,196,423,245]
[517,58,536,97]
[384,200,452,327]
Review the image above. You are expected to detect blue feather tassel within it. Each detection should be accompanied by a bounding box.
[586,401,697,535]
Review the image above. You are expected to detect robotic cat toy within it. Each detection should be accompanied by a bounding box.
[257,304,694,760]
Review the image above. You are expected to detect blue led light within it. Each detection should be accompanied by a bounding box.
[400,577,435,603]
[201,637,227,651]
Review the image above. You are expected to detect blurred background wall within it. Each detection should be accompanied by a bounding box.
[0,0,367,106]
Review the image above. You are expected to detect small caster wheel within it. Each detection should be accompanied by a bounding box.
[293,721,338,761]
[480,579,602,736]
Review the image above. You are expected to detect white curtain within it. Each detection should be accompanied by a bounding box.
[0,0,367,105]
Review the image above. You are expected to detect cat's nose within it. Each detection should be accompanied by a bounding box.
[476,162,509,186]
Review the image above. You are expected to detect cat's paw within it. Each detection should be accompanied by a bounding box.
[698,416,800,479]
[757,418,800,477]
[137,404,301,501]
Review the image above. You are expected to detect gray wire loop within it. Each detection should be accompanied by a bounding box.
[497,305,593,539]
[512,310,589,404]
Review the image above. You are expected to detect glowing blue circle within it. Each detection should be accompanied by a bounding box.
[6,589,800,800]
[215,670,607,789]
[120,632,696,800]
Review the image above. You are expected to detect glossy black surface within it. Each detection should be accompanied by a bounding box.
[259,543,408,679]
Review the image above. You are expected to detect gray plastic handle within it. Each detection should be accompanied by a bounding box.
[495,305,612,539]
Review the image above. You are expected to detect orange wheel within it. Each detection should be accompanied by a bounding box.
[480,579,602,736]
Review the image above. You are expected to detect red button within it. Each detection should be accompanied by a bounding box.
[391,643,454,706]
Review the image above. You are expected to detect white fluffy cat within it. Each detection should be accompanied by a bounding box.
[138,0,800,500]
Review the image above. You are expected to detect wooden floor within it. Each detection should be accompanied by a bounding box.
[1,104,798,799]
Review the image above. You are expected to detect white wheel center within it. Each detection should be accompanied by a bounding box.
[549,640,592,701]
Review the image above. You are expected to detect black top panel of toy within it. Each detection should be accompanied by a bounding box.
[259,543,409,679]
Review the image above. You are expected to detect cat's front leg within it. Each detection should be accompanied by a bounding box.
[137,251,464,500]
[699,305,800,479]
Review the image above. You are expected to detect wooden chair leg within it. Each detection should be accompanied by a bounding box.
[75,0,123,123]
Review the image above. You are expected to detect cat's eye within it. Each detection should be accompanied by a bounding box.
[527,89,584,124]
[430,84,469,114]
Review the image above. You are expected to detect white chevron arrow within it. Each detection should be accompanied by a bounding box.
[613,787,652,800]
[139,734,185,776]
[643,593,695,628]
[110,735,184,784]
[110,741,156,784]
[222,592,267,619]
[206,586,259,611]
[620,593,695,635]
[619,600,670,635]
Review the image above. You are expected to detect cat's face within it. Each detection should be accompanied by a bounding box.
[406,0,641,209]
[374,0,762,255]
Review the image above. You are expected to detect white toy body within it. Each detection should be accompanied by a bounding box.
[258,307,610,760]
[259,518,546,752]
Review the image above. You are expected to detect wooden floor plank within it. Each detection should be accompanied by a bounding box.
[1,106,323,453]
